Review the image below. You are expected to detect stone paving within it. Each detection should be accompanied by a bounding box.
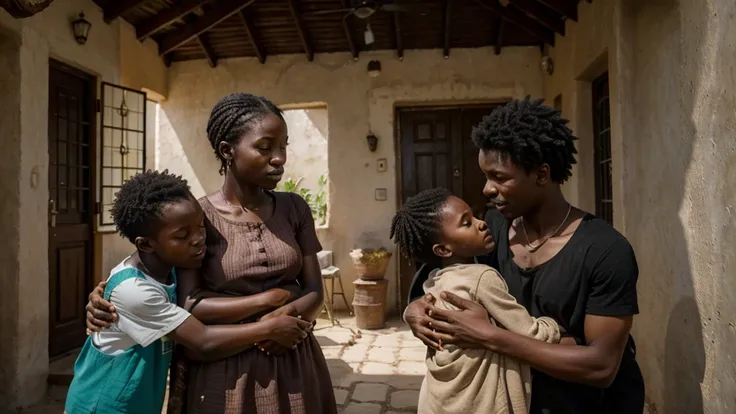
[313,315,425,414]
[15,314,424,414]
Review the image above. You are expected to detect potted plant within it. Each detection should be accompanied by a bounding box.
[349,248,392,281]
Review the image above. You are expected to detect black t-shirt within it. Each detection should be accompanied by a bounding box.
[408,209,645,413]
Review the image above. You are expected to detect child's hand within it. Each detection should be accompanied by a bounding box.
[85,281,117,333]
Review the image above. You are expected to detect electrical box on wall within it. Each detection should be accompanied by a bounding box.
[377,158,387,172]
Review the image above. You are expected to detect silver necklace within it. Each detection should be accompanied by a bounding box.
[520,203,572,253]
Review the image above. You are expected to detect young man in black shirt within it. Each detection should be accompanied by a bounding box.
[404,97,645,413]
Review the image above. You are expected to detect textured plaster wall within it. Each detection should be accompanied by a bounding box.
[280,108,329,197]
[119,22,168,99]
[0,25,22,410]
[159,47,543,313]
[0,0,170,408]
[547,0,736,412]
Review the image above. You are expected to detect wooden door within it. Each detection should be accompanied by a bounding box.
[396,104,501,310]
[48,60,96,357]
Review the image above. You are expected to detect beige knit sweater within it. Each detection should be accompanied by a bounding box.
[418,264,560,414]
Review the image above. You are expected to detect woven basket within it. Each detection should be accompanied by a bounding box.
[349,249,392,281]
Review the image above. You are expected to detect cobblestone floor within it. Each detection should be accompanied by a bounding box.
[314,314,425,414]
[15,314,424,414]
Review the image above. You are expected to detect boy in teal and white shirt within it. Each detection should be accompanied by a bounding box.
[65,171,312,414]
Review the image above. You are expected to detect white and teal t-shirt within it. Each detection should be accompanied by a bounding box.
[65,259,191,414]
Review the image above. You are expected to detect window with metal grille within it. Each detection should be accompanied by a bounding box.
[99,83,147,226]
[592,73,613,225]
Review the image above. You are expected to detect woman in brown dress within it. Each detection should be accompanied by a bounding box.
[86,93,337,414]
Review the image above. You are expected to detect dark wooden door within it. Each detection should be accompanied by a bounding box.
[397,104,501,309]
[48,60,96,357]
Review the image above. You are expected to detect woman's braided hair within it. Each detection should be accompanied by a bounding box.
[206,93,285,175]
[390,188,452,262]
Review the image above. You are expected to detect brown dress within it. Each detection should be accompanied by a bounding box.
[173,192,336,414]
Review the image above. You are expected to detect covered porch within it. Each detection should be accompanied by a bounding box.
[1,0,735,413]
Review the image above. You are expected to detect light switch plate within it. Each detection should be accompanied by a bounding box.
[375,188,387,201]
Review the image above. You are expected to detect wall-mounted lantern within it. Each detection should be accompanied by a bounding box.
[367,60,381,78]
[366,134,378,152]
[72,12,91,45]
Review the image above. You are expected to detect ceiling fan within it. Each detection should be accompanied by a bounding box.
[304,1,429,45]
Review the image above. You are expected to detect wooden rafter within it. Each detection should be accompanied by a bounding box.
[238,9,265,63]
[103,0,147,23]
[158,0,257,56]
[537,0,577,21]
[474,0,554,45]
[135,0,210,41]
[341,0,358,59]
[197,34,218,67]
[287,0,314,61]
[507,0,565,35]
[394,13,404,59]
[492,16,504,55]
[443,0,452,58]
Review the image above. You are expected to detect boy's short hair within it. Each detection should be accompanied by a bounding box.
[111,170,191,243]
[390,188,453,262]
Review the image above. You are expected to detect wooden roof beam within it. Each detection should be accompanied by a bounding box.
[442,0,452,58]
[103,0,148,23]
[341,0,359,60]
[507,0,565,35]
[492,16,504,55]
[394,13,404,60]
[537,0,577,21]
[158,0,257,56]
[197,34,218,68]
[136,0,211,41]
[474,0,555,46]
[287,0,314,61]
[238,10,266,64]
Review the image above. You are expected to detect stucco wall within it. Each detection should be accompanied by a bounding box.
[159,47,543,314]
[119,22,168,100]
[280,108,329,200]
[0,1,169,408]
[547,0,736,412]
[0,25,23,410]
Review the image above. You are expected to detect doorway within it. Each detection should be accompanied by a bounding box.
[48,60,96,357]
[396,103,503,309]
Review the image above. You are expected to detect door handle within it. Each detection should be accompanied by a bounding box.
[49,199,58,228]
[453,166,460,177]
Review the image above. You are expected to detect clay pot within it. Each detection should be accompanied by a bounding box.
[352,278,389,329]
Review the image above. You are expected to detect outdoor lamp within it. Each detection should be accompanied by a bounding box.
[366,134,378,152]
[72,12,91,45]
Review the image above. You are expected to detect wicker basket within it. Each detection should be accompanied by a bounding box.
[349,249,392,281]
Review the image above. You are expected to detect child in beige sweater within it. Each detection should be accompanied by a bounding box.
[390,188,560,414]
